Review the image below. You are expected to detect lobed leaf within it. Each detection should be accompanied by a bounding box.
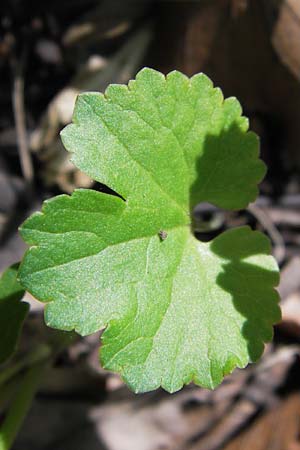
[19,68,280,392]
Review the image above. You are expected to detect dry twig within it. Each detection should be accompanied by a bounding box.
[11,55,34,192]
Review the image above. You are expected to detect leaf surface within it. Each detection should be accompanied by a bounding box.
[19,68,280,392]
[0,265,28,364]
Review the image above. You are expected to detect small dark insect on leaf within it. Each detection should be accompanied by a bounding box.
[158,230,168,240]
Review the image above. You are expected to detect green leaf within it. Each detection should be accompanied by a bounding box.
[19,68,280,393]
[0,265,29,364]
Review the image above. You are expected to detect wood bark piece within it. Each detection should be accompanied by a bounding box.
[224,393,300,450]
[272,0,300,81]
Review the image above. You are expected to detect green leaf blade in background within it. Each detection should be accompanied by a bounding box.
[0,265,28,364]
[19,68,280,393]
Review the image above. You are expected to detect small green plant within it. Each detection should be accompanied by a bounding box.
[0,68,281,447]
